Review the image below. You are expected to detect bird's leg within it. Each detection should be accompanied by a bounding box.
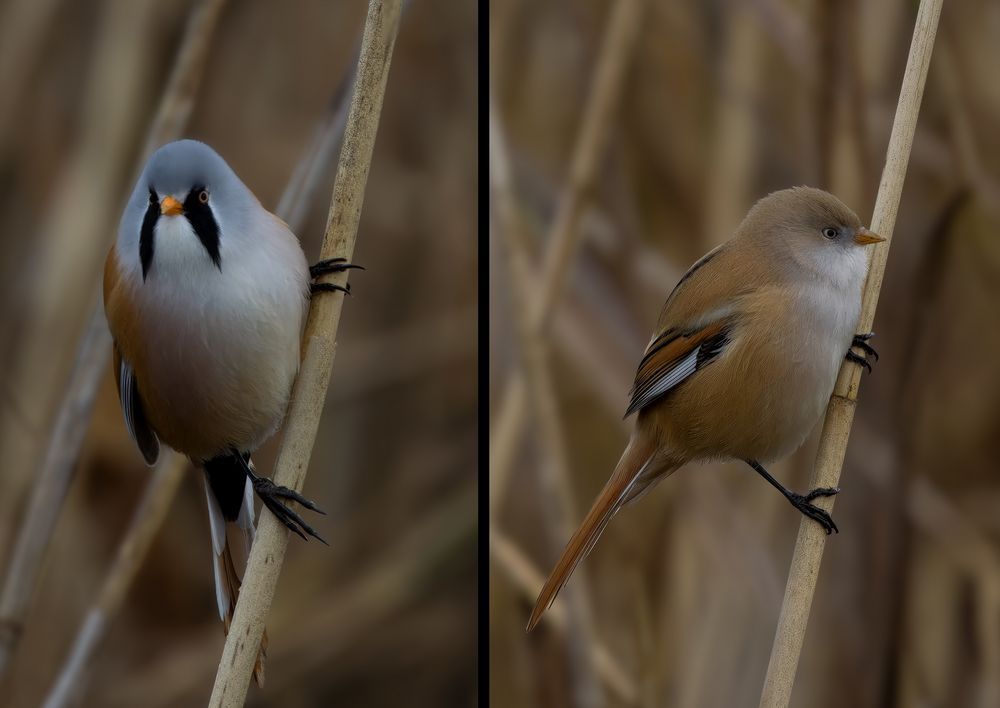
[846,332,878,374]
[745,459,840,534]
[233,451,328,544]
[309,257,364,297]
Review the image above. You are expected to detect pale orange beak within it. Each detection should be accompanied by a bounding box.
[853,228,885,245]
[160,195,183,217]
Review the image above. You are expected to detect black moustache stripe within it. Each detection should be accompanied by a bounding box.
[139,188,158,280]
[138,185,222,280]
[184,184,221,271]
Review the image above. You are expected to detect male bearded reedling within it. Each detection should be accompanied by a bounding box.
[103,139,360,684]
[527,186,884,632]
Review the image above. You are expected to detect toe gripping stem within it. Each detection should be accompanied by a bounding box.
[847,332,878,374]
[235,452,328,544]
[310,257,364,297]
[746,459,840,534]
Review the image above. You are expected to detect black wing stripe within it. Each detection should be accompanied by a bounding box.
[118,357,160,465]
[625,326,731,416]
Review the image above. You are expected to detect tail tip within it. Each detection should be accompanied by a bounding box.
[525,599,548,633]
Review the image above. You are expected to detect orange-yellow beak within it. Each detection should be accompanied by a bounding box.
[160,195,183,217]
[853,228,885,245]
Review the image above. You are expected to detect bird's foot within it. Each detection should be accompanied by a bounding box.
[249,474,328,545]
[847,332,878,374]
[788,487,840,534]
[309,257,364,297]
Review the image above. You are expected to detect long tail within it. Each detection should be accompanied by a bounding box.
[203,457,268,686]
[526,432,678,631]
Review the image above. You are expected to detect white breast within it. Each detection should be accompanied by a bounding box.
[129,214,309,458]
[771,274,863,456]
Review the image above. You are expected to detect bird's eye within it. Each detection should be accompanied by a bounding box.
[198,189,210,204]
[822,227,838,239]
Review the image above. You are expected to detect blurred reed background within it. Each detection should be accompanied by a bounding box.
[0,0,477,706]
[489,1,1000,707]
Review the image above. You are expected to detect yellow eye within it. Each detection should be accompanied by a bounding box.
[198,189,209,204]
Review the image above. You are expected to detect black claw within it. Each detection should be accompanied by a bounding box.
[789,489,839,534]
[851,332,879,361]
[311,282,351,296]
[310,258,365,279]
[264,497,308,541]
[745,460,840,534]
[846,350,872,374]
[244,463,328,544]
[262,484,327,514]
[262,494,328,545]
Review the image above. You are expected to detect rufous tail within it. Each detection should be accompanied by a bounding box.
[526,432,677,631]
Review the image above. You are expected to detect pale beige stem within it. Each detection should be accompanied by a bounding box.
[702,3,762,245]
[490,105,605,707]
[488,0,645,516]
[207,2,402,704]
[758,0,945,705]
[41,454,188,708]
[14,0,379,697]
[0,0,159,528]
[0,0,227,682]
[489,528,636,704]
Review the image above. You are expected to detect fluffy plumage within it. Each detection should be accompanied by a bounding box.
[528,187,878,631]
[104,139,310,684]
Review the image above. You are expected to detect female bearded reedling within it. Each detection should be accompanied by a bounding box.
[527,187,884,632]
[103,139,359,684]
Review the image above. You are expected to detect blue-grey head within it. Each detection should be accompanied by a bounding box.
[117,140,260,281]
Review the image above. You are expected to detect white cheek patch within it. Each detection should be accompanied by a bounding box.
[814,243,868,292]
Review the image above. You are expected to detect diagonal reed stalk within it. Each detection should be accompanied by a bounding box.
[488,0,646,517]
[41,453,189,708]
[207,1,402,704]
[0,0,228,682]
[489,103,605,708]
[33,10,387,704]
[758,0,945,705]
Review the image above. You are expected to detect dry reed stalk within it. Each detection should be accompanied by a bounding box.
[491,236,666,520]
[820,0,869,209]
[44,29,376,706]
[702,3,761,245]
[259,482,474,683]
[41,454,188,708]
[0,0,159,530]
[0,311,107,679]
[935,37,1000,219]
[12,0,381,693]
[489,528,636,704]
[488,0,645,512]
[489,104,604,708]
[273,0,415,236]
[97,481,473,708]
[207,1,402,703]
[0,0,227,681]
[758,0,945,705]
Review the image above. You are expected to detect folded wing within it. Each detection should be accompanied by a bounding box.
[113,344,160,465]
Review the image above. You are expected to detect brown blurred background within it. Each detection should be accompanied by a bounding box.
[490,1,1000,707]
[0,0,477,706]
